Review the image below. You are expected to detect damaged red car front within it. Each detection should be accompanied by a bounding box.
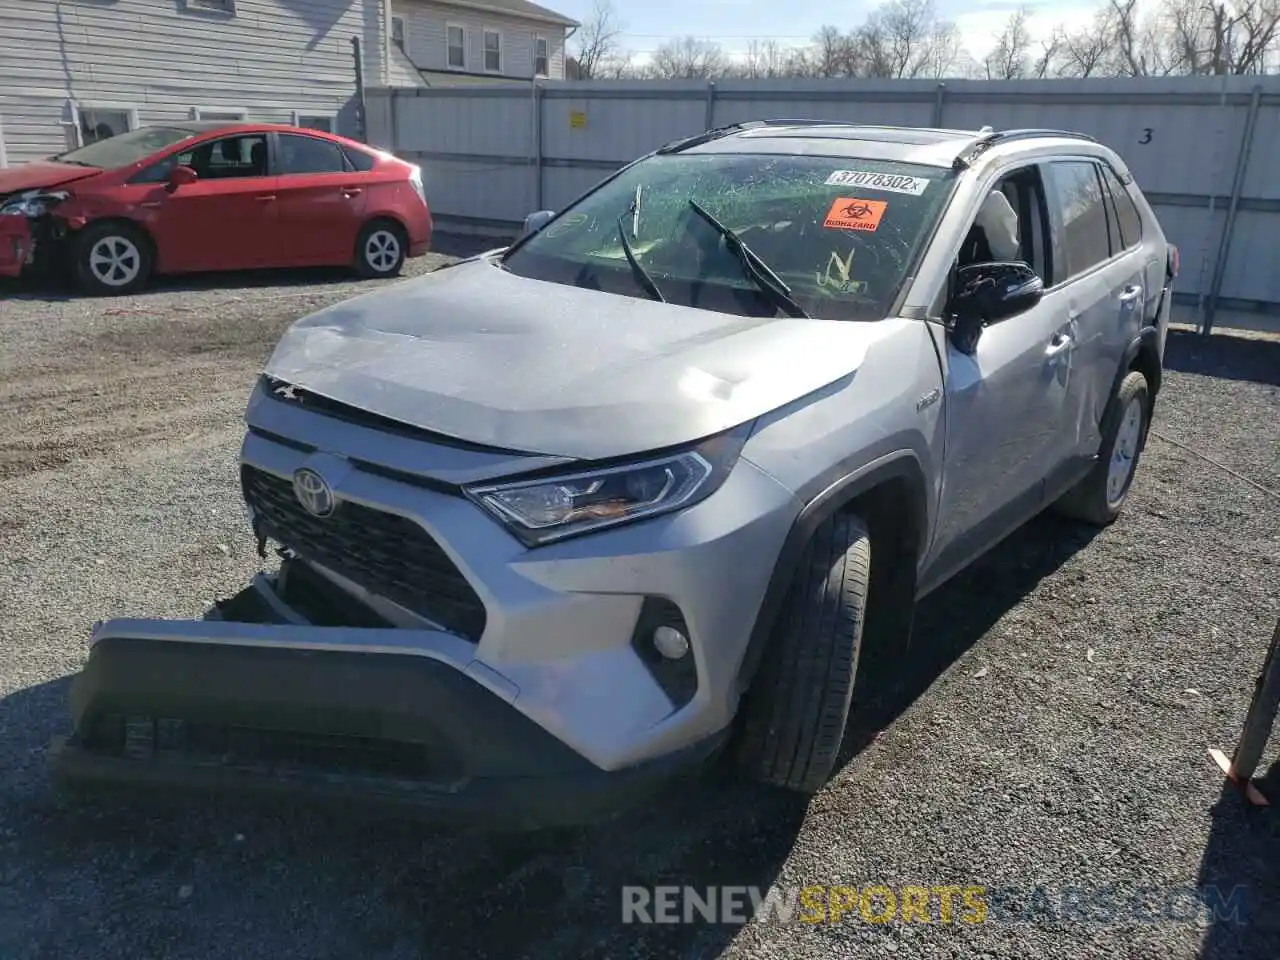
[0,215,32,277]
[0,162,101,278]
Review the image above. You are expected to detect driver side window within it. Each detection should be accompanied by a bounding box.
[132,134,269,184]
[957,165,1051,282]
[934,164,1052,322]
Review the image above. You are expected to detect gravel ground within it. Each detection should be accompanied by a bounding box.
[1,253,1277,960]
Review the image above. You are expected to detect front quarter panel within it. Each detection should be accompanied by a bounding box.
[742,317,945,560]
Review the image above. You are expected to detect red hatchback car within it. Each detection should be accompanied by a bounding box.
[0,122,432,294]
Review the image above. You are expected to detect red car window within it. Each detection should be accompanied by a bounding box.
[278,134,345,175]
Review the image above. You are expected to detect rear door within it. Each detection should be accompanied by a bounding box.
[131,132,280,273]
[1041,159,1144,462]
[270,132,367,266]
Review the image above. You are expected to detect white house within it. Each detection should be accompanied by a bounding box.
[391,0,577,85]
[0,0,576,167]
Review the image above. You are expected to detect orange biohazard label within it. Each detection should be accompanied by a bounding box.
[824,197,887,232]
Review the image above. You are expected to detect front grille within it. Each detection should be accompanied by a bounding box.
[241,465,486,640]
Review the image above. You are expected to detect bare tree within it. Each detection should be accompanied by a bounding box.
[1160,0,1280,74]
[1041,0,1280,77]
[984,8,1034,78]
[571,0,625,80]
[735,39,795,78]
[854,0,962,78]
[1031,28,1065,77]
[649,36,727,79]
[807,25,859,76]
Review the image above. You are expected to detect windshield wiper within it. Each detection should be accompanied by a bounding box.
[616,215,665,303]
[686,200,809,318]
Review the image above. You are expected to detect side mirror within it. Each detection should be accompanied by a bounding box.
[520,209,555,239]
[166,165,198,190]
[947,261,1044,354]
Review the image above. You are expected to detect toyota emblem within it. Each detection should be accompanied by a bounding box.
[292,468,335,518]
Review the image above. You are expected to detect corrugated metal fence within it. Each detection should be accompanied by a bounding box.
[365,76,1280,333]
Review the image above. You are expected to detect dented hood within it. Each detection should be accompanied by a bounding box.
[263,257,884,460]
[0,161,101,198]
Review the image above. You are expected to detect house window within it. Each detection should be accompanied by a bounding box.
[76,104,137,145]
[483,29,501,72]
[392,16,405,51]
[292,112,335,133]
[534,35,549,76]
[447,24,465,68]
[192,106,248,122]
[185,0,235,12]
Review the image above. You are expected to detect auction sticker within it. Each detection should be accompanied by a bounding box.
[824,198,887,232]
[825,170,930,195]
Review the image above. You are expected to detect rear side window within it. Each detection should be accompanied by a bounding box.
[1099,164,1142,250]
[343,146,377,172]
[1045,160,1111,282]
[278,134,345,175]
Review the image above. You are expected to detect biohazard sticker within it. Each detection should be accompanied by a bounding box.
[825,170,930,195]
[824,198,887,232]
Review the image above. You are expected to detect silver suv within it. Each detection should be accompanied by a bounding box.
[55,122,1178,826]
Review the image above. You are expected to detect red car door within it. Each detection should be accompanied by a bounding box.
[270,132,367,266]
[132,132,281,274]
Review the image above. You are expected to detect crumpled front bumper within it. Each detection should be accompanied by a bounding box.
[50,567,727,830]
[0,217,31,278]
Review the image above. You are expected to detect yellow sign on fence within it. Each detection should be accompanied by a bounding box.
[569,110,587,129]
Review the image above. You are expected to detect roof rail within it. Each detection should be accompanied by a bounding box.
[951,127,1099,170]
[655,118,877,153]
[655,121,764,154]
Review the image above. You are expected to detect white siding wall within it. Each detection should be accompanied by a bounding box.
[396,0,565,80]
[0,0,387,165]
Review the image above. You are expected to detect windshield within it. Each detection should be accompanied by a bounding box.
[53,127,199,169]
[502,153,955,321]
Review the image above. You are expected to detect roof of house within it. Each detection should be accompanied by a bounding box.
[421,0,578,27]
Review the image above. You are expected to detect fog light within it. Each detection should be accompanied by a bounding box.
[653,625,690,660]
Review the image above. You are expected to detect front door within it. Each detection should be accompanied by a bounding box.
[270,132,367,266]
[928,163,1075,576]
[134,132,280,273]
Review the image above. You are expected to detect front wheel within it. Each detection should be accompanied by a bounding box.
[1054,370,1150,525]
[71,222,153,295]
[355,220,407,279]
[733,512,871,794]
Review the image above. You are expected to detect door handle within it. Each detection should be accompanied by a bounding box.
[254,194,277,202]
[1045,333,1074,358]
[341,186,363,197]
[1119,285,1142,303]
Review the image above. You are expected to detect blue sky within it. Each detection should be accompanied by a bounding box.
[551,0,1103,64]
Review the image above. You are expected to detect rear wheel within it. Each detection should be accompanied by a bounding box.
[72,222,153,295]
[355,220,406,279]
[1054,370,1150,525]
[733,512,871,794]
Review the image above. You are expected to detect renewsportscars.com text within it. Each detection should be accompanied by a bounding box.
[621,884,1253,926]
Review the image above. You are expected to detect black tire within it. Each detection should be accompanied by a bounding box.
[733,512,871,794]
[355,220,407,279]
[1054,370,1150,526]
[71,221,153,295]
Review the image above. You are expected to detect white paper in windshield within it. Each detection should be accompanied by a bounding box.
[824,170,930,196]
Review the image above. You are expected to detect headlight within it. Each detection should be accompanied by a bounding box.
[465,431,745,546]
[0,190,70,217]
